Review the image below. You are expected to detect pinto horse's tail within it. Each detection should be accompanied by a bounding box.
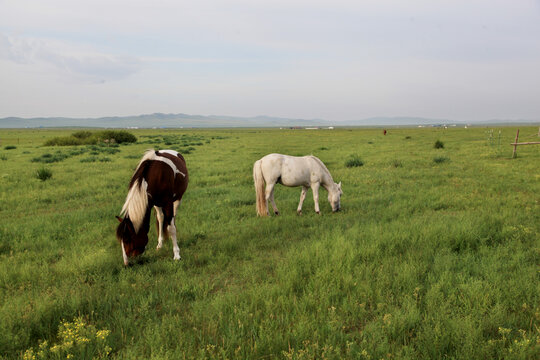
[253,159,267,217]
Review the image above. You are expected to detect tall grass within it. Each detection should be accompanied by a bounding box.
[0,126,538,359]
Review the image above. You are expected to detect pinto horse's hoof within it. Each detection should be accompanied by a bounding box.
[274,211,280,216]
[297,210,302,216]
[316,211,321,215]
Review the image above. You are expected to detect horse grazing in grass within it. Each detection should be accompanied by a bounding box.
[253,153,342,216]
[116,150,188,265]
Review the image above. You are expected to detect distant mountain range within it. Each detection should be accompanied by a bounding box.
[0,113,538,128]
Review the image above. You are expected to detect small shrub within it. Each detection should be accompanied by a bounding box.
[405,136,412,140]
[0,154,7,161]
[434,140,445,149]
[99,147,120,155]
[345,155,364,168]
[36,167,52,181]
[433,156,449,164]
[99,157,111,162]
[80,157,98,163]
[72,130,93,139]
[318,147,329,151]
[44,136,85,146]
[44,130,136,146]
[392,159,403,168]
[31,153,69,163]
[4,145,16,150]
[68,148,88,156]
[93,130,137,144]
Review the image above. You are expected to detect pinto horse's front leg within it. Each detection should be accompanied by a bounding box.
[154,206,165,250]
[160,201,181,260]
[170,200,181,260]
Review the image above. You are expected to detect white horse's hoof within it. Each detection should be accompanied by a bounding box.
[316,211,321,215]
[173,255,181,261]
[297,210,302,216]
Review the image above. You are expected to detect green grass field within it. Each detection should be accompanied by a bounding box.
[0,126,539,359]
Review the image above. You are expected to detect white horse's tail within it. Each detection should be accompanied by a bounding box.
[253,159,267,216]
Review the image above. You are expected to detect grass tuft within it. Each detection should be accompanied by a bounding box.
[434,140,445,149]
[36,167,52,181]
[345,154,364,167]
[433,156,450,164]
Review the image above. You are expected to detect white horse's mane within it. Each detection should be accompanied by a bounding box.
[307,155,334,183]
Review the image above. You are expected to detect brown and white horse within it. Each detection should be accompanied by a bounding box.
[116,149,188,265]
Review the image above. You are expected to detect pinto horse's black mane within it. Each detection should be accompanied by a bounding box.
[128,159,152,190]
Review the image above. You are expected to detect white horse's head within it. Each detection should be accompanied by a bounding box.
[328,181,343,212]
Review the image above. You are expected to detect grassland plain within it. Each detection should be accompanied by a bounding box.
[0,126,538,359]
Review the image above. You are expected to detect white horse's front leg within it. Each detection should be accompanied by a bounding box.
[171,200,181,260]
[297,186,308,215]
[311,182,321,214]
[154,206,165,250]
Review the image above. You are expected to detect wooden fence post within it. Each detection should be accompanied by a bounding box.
[512,129,519,158]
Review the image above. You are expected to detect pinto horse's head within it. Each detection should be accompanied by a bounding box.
[116,216,149,265]
[328,181,343,212]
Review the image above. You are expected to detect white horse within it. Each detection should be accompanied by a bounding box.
[253,153,342,216]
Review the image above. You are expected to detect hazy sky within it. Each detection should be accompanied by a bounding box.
[1,0,539,121]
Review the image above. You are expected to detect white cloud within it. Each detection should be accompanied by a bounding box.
[0,33,141,82]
